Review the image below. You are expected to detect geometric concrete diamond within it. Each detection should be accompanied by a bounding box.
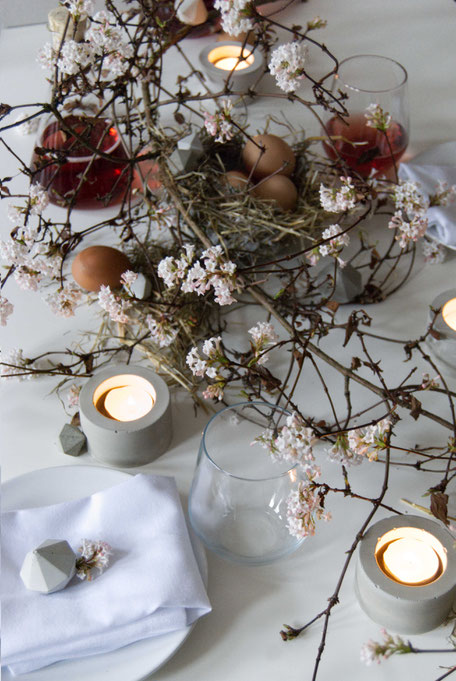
[20,539,76,594]
[169,132,204,173]
[59,423,87,457]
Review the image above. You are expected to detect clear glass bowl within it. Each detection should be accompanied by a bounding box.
[188,402,306,565]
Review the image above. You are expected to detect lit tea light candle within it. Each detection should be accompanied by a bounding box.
[375,527,445,586]
[93,375,155,422]
[199,42,264,99]
[79,365,172,467]
[442,297,456,331]
[356,516,456,634]
[427,289,456,369]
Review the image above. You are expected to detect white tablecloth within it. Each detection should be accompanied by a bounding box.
[1,2,456,680]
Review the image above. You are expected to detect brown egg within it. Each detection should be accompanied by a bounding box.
[223,170,250,190]
[251,175,298,212]
[242,134,296,179]
[71,246,132,292]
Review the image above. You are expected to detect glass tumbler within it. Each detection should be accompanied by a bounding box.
[322,54,409,178]
[188,402,305,565]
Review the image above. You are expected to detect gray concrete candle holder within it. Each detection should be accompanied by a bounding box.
[79,365,172,467]
[426,289,456,369]
[199,42,265,95]
[355,515,456,634]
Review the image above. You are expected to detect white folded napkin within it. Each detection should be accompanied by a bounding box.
[2,474,211,675]
[399,142,456,246]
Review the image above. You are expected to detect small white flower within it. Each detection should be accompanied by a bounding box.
[0,348,32,380]
[393,180,429,218]
[76,539,112,581]
[29,184,49,215]
[319,176,357,213]
[269,41,308,93]
[319,224,350,264]
[145,316,178,348]
[286,479,331,539]
[37,43,56,70]
[422,239,445,265]
[63,0,95,17]
[14,112,40,136]
[213,0,254,37]
[204,100,235,144]
[0,295,14,326]
[97,285,131,323]
[186,346,208,377]
[347,417,391,462]
[388,211,428,249]
[46,285,82,317]
[365,103,391,132]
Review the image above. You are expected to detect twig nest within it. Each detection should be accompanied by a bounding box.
[223,170,250,190]
[251,175,298,211]
[71,246,132,292]
[242,134,296,179]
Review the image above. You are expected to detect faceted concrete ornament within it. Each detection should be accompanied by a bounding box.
[319,262,363,304]
[169,132,204,173]
[20,539,76,594]
[59,423,87,457]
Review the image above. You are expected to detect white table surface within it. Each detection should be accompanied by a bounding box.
[1,2,456,680]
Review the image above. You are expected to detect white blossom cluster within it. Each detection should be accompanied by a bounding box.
[422,238,446,265]
[186,335,223,379]
[213,0,254,37]
[318,223,350,267]
[0,213,63,305]
[319,176,357,213]
[364,103,391,132]
[46,285,83,317]
[269,41,308,93]
[248,321,279,365]
[63,0,95,17]
[14,112,40,136]
[327,434,363,466]
[0,349,33,380]
[0,296,14,326]
[346,417,391,462]
[430,179,456,206]
[158,244,238,306]
[388,211,428,249]
[360,629,411,666]
[204,100,235,144]
[120,270,138,292]
[186,336,226,400]
[388,180,429,249]
[97,284,131,323]
[393,180,429,217]
[37,10,133,79]
[286,478,331,539]
[76,539,112,580]
[145,316,179,348]
[254,412,319,476]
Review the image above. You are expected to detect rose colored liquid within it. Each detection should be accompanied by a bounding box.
[323,113,408,177]
[32,115,129,209]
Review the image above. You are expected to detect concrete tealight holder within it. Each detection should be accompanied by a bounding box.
[355,515,456,634]
[199,42,265,94]
[427,289,456,368]
[79,365,173,467]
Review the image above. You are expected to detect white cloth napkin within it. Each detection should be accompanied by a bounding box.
[398,142,456,246]
[2,474,211,675]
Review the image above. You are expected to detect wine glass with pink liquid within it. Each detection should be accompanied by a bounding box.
[323,54,409,178]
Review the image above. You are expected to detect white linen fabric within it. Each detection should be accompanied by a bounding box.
[398,142,456,246]
[2,474,211,675]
